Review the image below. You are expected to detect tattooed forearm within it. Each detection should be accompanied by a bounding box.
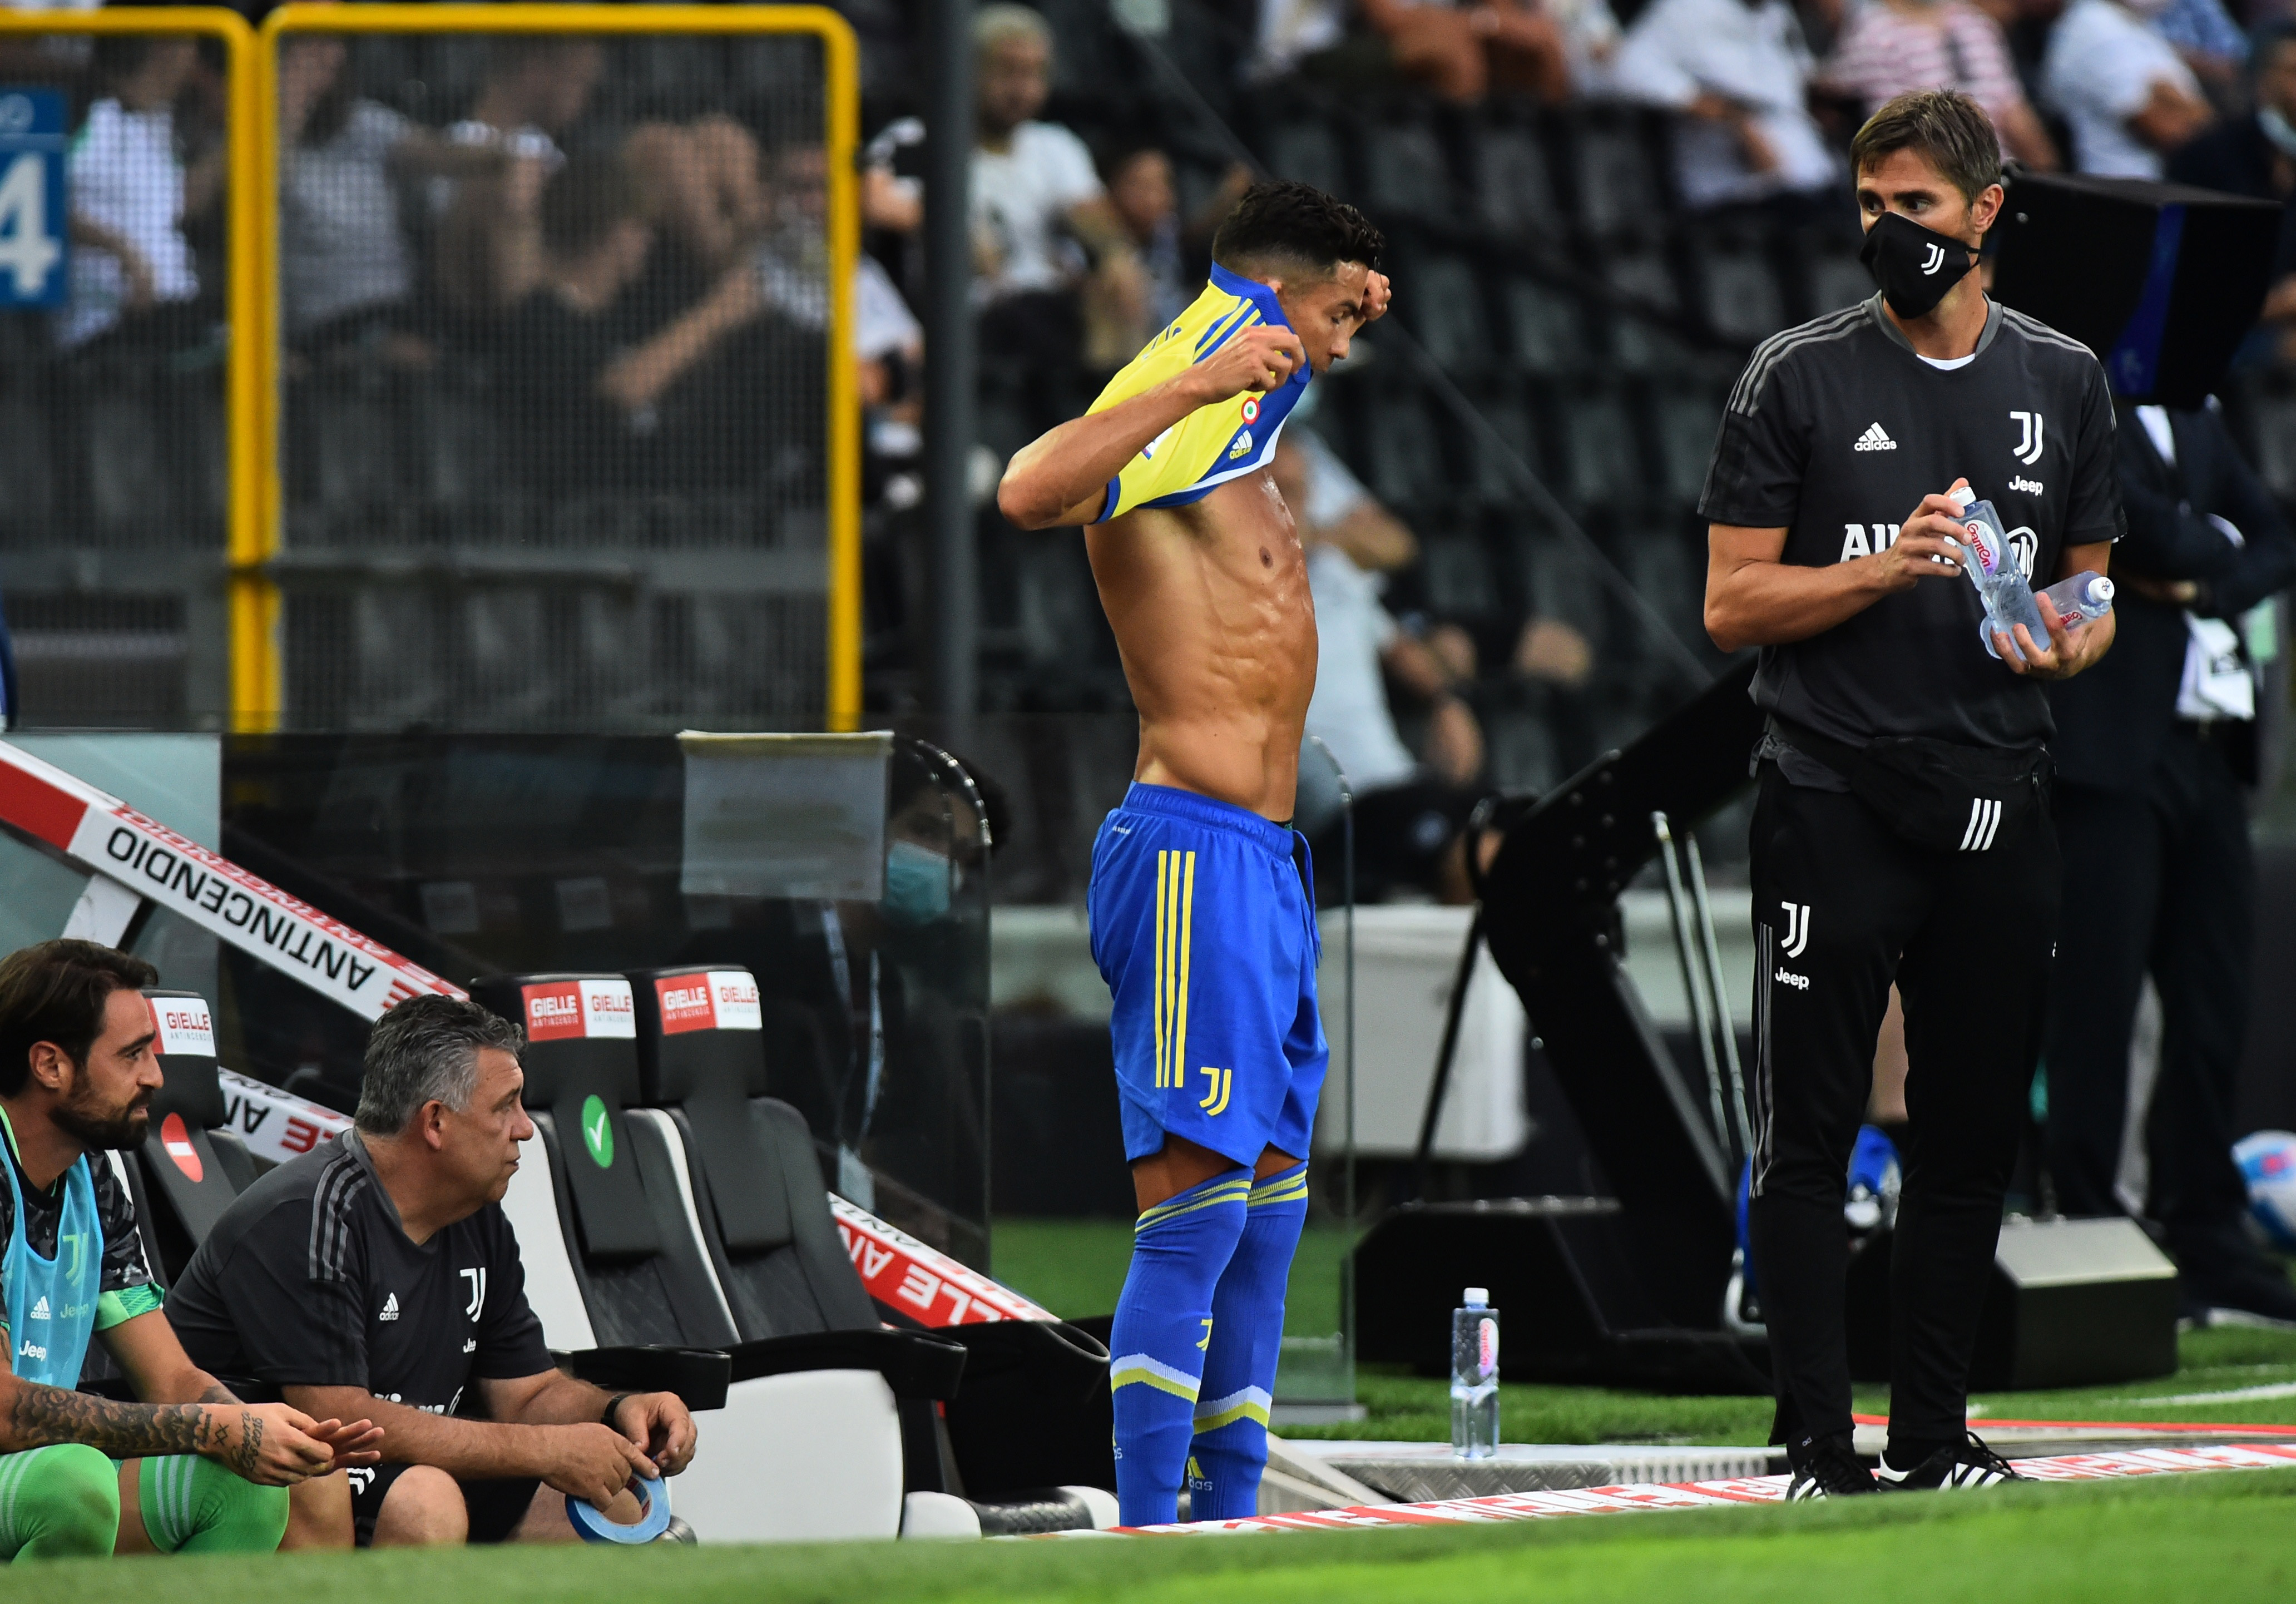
[6,1380,218,1458]
[198,1383,239,1405]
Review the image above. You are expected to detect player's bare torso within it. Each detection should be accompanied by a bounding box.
[1087,469,1316,822]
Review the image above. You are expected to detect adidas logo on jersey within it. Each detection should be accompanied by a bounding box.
[1853,423,1897,452]
[28,1296,49,1321]
[379,1293,400,1323]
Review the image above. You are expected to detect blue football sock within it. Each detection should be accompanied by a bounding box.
[1187,1161,1310,1522]
[1109,1166,1252,1526]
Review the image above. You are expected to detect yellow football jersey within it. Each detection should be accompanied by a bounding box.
[1085,264,1312,524]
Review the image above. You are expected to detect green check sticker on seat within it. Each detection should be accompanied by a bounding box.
[581,1095,614,1169]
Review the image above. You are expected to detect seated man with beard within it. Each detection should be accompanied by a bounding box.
[0,940,377,1560]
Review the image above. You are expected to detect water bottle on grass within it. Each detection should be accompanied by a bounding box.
[1451,1288,1500,1459]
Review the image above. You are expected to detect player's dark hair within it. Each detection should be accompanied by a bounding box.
[541,154,641,260]
[1851,90,2002,205]
[1210,180,1383,278]
[0,940,158,1098]
[358,993,524,1135]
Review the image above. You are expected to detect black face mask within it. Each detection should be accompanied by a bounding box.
[1859,210,1977,320]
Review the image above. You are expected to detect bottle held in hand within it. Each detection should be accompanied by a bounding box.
[2038,571,2114,629]
[1948,487,2051,661]
[1450,1287,1500,1460]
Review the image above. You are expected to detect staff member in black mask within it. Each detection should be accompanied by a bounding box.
[1699,89,2123,1499]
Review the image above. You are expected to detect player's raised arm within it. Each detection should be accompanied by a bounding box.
[996,323,1305,529]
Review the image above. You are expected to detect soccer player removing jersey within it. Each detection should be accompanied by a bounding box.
[999,181,1388,1526]
[0,940,378,1560]
[1700,92,2121,1498]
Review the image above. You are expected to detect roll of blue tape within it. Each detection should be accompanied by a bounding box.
[567,1474,674,1544]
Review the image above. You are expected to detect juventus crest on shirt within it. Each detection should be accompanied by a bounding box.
[1700,292,2124,750]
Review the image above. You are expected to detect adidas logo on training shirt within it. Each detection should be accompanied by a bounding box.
[1853,423,1897,452]
[379,1293,400,1323]
[28,1296,48,1321]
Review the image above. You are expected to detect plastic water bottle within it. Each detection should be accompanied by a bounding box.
[2039,571,2115,629]
[1948,486,2050,661]
[1450,1288,1500,1459]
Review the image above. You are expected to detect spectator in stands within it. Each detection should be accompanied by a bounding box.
[1250,0,1352,81]
[2169,24,2296,358]
[167,994,697,1548]
[494,156,766,491]
[434,38,769,318]
[755,142,923,439]
[1819,0,2060,169]
[276,36,502,364]
[1612,0,1839,214]
[1276,430,1492,903]
[2041,0,2214,177]
[1092,146,1251,364]
[2154,0,2248,107]
[61,36,222,352]
[971,4,1146,428]
[432,38,603,315]
[2168,22,2296,202]
[1350,0,1585,103]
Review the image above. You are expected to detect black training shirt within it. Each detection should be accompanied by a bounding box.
[166,1133,550,1412]
[1700,293,2123,751]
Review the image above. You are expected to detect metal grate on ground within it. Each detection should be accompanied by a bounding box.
[1071,1441,2296,1538]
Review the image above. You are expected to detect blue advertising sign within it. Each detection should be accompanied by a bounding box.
[0,88,66,307]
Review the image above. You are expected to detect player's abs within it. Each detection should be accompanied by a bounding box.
[1087,476,1318,821]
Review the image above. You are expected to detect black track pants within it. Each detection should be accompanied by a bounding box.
[1746,762,2060,1457]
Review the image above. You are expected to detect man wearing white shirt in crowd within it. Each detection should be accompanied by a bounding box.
[2041,0,2214,177]
[1611,0,1837,212]
[63,37,219,352]
[971,5,1145,426]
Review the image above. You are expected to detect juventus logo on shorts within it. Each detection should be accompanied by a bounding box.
[1778,902,1811,958]
[1960,798,2005,851]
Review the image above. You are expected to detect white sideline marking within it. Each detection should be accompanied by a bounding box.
[2087,1381,2296,1408]
[1046,1443,2296,1538]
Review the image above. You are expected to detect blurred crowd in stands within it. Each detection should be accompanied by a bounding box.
[19,0,2296,890]
[840,0,2296,895]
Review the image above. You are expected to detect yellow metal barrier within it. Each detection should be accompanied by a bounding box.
[251,4,862,733]
[0,8,258,729]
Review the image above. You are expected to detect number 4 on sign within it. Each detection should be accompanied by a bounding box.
[0,153,60,300]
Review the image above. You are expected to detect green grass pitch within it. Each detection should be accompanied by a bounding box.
[107,1222,2292,1595]
[82,1464,2296,1601]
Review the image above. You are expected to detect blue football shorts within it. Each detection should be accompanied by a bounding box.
[1088,783,1328,1167]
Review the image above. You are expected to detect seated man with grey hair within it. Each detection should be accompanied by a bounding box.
[166,995,697,1547]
